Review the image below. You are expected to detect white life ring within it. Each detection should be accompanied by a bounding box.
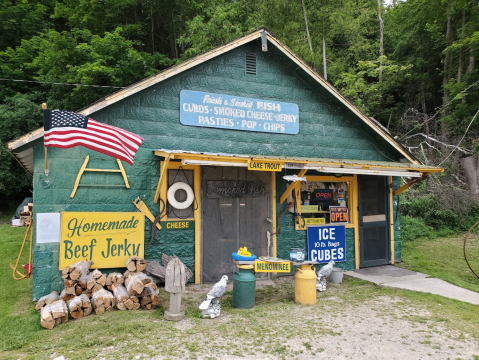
[167,182,194,209]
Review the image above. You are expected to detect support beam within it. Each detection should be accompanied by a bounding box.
[154,155,171,203]
[393,173,430,196]
[280,169,307,204]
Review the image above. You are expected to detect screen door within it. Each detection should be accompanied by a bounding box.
[359,176,390,267]
[201,167,272,283]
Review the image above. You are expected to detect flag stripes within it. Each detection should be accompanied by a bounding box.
[43,110,143,165]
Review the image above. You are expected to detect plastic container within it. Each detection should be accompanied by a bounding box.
[233,266,256,309]
[22,263,32,275]
[330,268,344,284]
[294,264,317,305]
[289,248,305,262]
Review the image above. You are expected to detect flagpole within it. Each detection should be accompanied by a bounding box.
[42,103,48,176]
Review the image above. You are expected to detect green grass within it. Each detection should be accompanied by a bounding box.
[0,209,15,224]
[2,225,479,359]
[398,235,479,293]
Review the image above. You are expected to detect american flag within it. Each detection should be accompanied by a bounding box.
[43,110,143,165]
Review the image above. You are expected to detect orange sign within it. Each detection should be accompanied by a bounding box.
[330,206,348,223]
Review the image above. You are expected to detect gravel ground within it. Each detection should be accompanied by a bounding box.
[92,276,479,360]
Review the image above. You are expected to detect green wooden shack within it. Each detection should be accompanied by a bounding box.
[7,28,442,300]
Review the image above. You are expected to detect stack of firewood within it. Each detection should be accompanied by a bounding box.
[39,256,167,329]
[91,288,116,315]
[40,300,68,329]
[126,256,146,272]
[87,269,107,293]
[62,261,93,296]
[140,286,161,309]
[125,272,156,297]
[67,294,92,318]
[35,291,60,312]
[112,284,140,310]
[106,273,124,290]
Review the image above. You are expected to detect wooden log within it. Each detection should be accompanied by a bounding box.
[144,260,166,284]
[40,300,68,329]
[62,261,93,281]
[91,289,116,314]
[68,294,92,319]
[106,273,124,290]
[112,285,131,310]
[138,282,158,297]
[140,286,161,310]
[86,269,106,292]
[40,319,55,329]
[125,256,147,272]
[131,296,140,310]
[60,289,74,302]
[125,272,152,296]
[35,291,60,312]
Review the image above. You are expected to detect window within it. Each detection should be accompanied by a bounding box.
[289,176,355,230]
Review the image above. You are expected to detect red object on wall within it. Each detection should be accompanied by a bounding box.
[22,263,32,275]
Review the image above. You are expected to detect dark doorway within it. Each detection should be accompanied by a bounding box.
[359,176,390,267]
[201,167,272,282]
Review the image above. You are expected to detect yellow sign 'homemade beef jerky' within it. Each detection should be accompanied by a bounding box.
[60,212,144,270]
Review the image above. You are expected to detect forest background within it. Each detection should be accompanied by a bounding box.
[1,0,478,239]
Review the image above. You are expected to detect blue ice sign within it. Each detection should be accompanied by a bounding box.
[307,225,346,263]
[180,90,299,134]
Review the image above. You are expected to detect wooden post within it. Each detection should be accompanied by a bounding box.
[164,258,185,321]
[42,103,48,176]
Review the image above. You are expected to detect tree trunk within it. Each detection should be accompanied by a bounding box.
[462,154,479,202]
[322,33,327,80]
[301,0,316,71]
[457,10,465,83]
[421,84,431,159]
[443,5,452,104]
[378,0,384,82]
[151,8,155,53]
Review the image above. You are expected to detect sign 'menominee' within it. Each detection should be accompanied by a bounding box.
[60,212,144,269]
[180,90,299,134]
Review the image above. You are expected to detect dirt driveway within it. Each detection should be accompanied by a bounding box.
[87,276,479,360]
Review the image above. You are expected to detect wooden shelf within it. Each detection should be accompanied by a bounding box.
[298,211,329,214]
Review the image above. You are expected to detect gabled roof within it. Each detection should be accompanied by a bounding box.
[7,26,421,172]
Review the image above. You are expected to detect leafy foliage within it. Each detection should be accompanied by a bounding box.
[1,0,479,231]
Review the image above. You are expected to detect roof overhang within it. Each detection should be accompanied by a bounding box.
[153,149,443,178]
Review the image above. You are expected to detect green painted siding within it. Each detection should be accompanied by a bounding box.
[30,40,402,299]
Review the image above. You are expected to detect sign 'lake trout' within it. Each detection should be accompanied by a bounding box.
[180,90,299,134]
[59,212,144,269]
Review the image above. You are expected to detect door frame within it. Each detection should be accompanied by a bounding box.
[358,176,390,267]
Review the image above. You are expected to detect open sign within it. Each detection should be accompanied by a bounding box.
[314,189,333,201]
[330,206,348,223]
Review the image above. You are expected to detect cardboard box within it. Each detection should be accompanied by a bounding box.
[19,213,31,223]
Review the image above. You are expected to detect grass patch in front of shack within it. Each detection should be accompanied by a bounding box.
[2,224,479,359]
[397,234,479,294]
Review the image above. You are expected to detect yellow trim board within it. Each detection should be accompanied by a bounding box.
[153,150,443,173]
[272,174,277,258]
[353,174,360,269]
[390,177,395,264]
[194,165,201,284]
